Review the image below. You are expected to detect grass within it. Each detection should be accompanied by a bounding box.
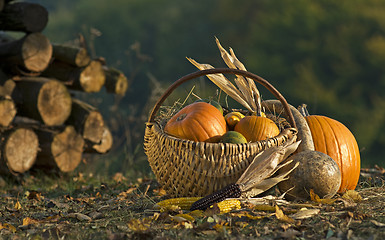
[0,169,384,240]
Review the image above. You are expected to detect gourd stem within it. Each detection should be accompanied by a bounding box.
[298,104,310,117]
[262,100,315,152]
[148,68,297,129]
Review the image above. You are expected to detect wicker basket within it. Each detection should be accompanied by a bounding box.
[144,68,298,197]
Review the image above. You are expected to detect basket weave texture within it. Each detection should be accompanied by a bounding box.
[144,68,298,197]
[144,122,297,197]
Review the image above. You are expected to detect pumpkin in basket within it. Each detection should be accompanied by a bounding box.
[303,114,360,193]
[234,115,280,142]
[164,102,227,142]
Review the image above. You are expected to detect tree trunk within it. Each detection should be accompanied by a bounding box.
[12,77,72,126]
[84,126,113,154]
[52,44,91,67]
[35,125,84,173]
[42,60,106,93]
[0,2,48,32]
[0,127,39,174]
[0,32,52,73]
[103,67,129,96]
[66,98,105,143]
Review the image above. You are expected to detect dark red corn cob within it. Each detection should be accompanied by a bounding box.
[190,183,242,211]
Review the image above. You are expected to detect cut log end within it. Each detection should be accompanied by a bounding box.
[22,33,52,72]
[85,126,113,154]
[79,61,105,92]
[52,44,90,67]
[51,126,84,172]
[3,128,39,174]
[38,80,72,126]
[104,67,129,95]
[0,98,16,127]
[83,111,105,143]
[0,2,48,33]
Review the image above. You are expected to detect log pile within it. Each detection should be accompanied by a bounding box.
[0,0,128,175]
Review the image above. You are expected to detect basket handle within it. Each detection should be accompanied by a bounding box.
[148,68,297,129]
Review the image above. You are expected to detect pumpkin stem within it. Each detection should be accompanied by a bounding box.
[262,100,315,152]
[298,104,310,117]
[176,113,187,121]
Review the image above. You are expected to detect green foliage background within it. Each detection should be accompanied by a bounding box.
[32,0,385,174]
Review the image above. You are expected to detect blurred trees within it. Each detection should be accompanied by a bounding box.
[33,0,385,168]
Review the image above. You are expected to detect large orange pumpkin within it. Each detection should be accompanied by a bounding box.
[164,102,227,142]
[304,115,360,193]
[234,116,280,142]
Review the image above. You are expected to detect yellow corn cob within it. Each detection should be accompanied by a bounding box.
[155,197,241,214]
[155,197,202,210]
[217,199,241,213]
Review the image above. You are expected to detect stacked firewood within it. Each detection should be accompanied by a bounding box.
[0,1,128,174]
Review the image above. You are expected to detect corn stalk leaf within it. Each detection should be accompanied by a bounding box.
[236,138,300,192]
[215,38,257,112]
[215,37,262,114]
[241,161,299,198]
[186,57,253,112]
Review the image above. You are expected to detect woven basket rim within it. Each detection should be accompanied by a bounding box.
[146,121,298,147]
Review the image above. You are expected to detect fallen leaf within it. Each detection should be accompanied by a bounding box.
[112,172,127,183]
[117,188,136,199]
[173,213,195,222]
[213,223,230,233]
[275,205,295,224]
[182,222,194,229]
[245,213,268,220]
[253,204,276,212]
[14,201,22,210]
[127,218,150,232]
[189,210,204,218]
[153,188,167,196]
[235,221,249,229]
[280,228,301,238]
[0,223,16,233]
[370,220,385,227]
[290,208,320,220]
[310,189,337,205]
[67,213,92,221]
[25,190,43,201]
[23,217,38,226]
[342,190,362,203]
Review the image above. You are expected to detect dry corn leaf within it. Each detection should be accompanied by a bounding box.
[290,208,320,220]
[215,37,258,112]
[186,57,253,112]
[275,205,295,224]
[310,189,337,205]
[237,138,300,195]
[342,190,362,203]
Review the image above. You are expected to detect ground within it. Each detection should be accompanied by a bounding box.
[0,168,384,240]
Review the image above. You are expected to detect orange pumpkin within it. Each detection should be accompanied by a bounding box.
[304,115,360,193]
[234,116,279,142]
[164,102,227,142]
